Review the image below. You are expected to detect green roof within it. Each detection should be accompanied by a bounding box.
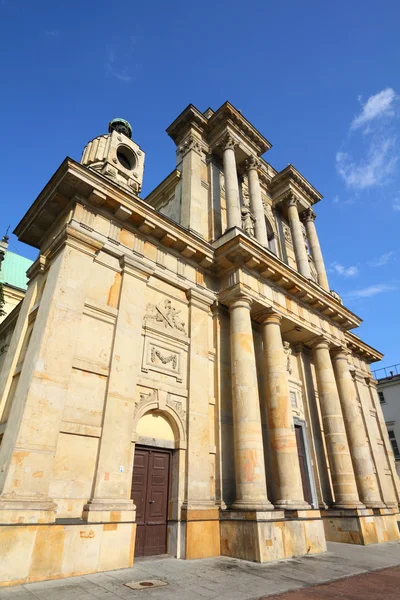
[0,251,33,291]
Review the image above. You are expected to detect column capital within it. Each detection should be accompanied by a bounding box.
[245,155,261,172]
[330,345,350,360]
[220,132,238,151]
[225,293,253,310]
[286,192,300,209]
[309,336,330,351]
[257,310,282,325]
[301,208,316,223]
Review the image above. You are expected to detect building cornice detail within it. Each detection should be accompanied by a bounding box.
[13,158,366,334]
[345,331,383,363]
[14,158,214,269]
[270,164,322,207]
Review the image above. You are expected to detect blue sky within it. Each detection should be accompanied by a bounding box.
[1,0,399,370]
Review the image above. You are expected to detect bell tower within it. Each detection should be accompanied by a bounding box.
[81,118,145,194]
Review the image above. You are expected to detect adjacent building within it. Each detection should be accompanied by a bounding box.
[0,235,32,324]
[0,104,399,587]
[375,364,400,476]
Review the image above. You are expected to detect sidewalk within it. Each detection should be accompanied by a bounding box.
[1,541,400,600]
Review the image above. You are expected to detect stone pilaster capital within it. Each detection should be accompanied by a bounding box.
[245,155,261,172]
[26,255,47,281]
[178,134,204,157]
[119,255,154,281]
[301,208,316,223]
[186,287,214,311]
[257,309,282,326]
[220,132,238,152]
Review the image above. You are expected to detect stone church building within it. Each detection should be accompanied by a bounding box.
[0,103,399,586]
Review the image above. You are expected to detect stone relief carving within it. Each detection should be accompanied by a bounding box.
[308,256,318,283]
[220,171,225,194]
[283,223,292,245]
[151,346,178,369]
[145,299,186,334]
[134,388,157,415]
[241,206,256,237]
[166,395,187,425]
[283,341,293,375]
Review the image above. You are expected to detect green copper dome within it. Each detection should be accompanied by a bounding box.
[108,118,132,139]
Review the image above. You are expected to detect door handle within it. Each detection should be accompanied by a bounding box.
[149,500,154,504]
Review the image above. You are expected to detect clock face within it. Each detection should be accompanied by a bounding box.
[116,146,136,171]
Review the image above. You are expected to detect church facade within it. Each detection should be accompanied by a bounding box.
[0,103,399,586]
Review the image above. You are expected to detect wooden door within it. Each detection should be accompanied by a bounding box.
[131,446,171,557]
[295,425,313,506]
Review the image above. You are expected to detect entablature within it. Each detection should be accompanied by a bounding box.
[213,228,361,331]
[270,164,322,213]
[14,158,214,270]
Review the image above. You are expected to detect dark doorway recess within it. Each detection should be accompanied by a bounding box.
[131,446,171,557]
[295,425,313,506]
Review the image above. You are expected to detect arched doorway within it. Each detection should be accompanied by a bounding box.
[131,406,186,558]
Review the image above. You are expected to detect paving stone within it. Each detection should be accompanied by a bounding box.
[1,542,400,600]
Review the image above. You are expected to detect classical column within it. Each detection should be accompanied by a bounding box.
[287,194,311,279]
[222,133,242,230]
[246,156,268,247]
[331,349,384,508]
[312,339,363,508]
[301,209,330,291]
[228,294,273,510]
[260,313,309,509]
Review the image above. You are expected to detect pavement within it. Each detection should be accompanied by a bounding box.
[1,541,400,600]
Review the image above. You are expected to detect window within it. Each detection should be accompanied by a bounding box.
[388,430,400,459]
[378,391,385,404]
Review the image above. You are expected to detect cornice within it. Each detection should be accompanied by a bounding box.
[13,158,364,335]
[213,229,362,330]
[270,164,323,206]
[345,331,383,363]
[166,104,208,144]
[166,101,272,158]
[13,158,214,269]
[207,102,272,155]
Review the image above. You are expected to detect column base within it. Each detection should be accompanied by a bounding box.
[220,509,326,562]
[274,500,311,510]
[331,501,365,510]
[82,499,136,523]
[181,506,220,559]
[321,507,400,545]
[0,498,57,524]
[231,500,274,511]
[363,500,387,509]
